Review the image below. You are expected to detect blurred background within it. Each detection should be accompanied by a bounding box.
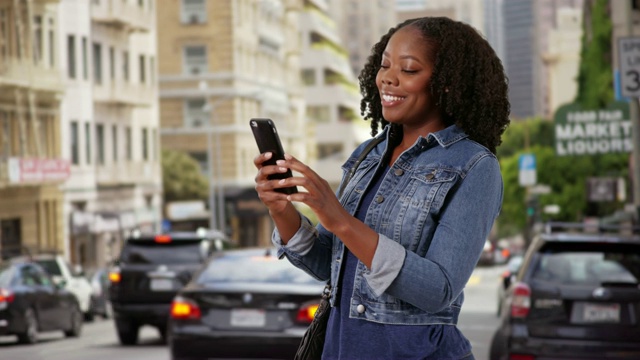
[0,1,639,359]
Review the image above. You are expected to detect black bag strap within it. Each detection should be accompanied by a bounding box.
[337,136,385,199]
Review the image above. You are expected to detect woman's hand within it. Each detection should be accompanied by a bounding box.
[253,152,292,214]
[272,154,350,234]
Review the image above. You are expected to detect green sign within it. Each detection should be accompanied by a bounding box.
[554,101,633,156]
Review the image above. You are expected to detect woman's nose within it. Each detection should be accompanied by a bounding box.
[380,69,398,86]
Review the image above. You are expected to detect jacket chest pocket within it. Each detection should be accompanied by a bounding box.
[395,167,459,252]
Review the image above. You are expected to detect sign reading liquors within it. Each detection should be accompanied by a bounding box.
[554,101,633,156]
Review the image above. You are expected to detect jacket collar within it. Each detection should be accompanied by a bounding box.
[382,124,469,149]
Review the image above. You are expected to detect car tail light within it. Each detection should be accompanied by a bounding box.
[0,288,14,303]
[171,296,201,320]
[155,235,171,243]
[509,354,535,360]
[108,268,121,283]
[296,303,319,324]
[510,282,531,318]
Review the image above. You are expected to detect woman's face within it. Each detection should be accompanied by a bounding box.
[375,26,443,131]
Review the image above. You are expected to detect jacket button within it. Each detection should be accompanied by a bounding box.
[425,173,435,180]
[375,195,384,203]
[394,168,404,176]
[356,304,365,314]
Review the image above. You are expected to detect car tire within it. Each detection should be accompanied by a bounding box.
[115,318,139,345]
[17,308,38,345]
[64,304,83,337]
[84,311,95,322]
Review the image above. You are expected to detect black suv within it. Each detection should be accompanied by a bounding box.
[109,230,230,345]
[490,222,640,360]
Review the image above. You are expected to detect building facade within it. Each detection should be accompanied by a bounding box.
[158,0,308,247]
[58,0,162,270]
[0,0,69,259]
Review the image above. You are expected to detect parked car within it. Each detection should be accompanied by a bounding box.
[31,253,94,321]
[496,254,523,316]
[478,240,496,266]
[167,247,325,360]
[490,223,640,360]
[0,258,83,344]
[88,267,112,319]
[109,229,230,345]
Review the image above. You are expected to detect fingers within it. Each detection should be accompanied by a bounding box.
[253,152,273,169]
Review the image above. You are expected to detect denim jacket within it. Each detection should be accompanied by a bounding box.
[272,124,503,326]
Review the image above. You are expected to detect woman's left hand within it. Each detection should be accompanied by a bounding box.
[276,154,350,233]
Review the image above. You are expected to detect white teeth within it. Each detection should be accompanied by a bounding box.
[382,94,404,102]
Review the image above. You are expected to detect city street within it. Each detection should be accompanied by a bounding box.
[0,265,505,360]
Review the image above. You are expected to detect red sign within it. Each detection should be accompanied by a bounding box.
[9,158,71,183]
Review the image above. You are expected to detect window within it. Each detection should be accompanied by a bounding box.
[112,125,117,160]
[67,35,76,79]
[70,121,79,165]
[149,56,155,84]
[96,124,104,164]
[301,69,315,86]
[183,46,207,75]
[109,46,115,80]
[184,99,207,127]
[123,50,129,81]
[93,42,102,84]
[126,126,132,160]
[139,54,146,83]
[85,122,91,164]
[48,19,54,67]
[0,10,8,62]
[33,16,42,64]
[152,129,157,160]
[181,0,206,24]
[142,128,149,161]
[82,37,88,80]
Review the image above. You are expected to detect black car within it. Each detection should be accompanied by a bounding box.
[0,259,83,344]
[167,247,325,360]
[490,223,640,360]
[109,230,230,345]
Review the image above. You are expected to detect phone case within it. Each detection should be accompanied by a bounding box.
[250,118,298,194]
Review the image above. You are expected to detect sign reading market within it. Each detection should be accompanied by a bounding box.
[554,101,633,156]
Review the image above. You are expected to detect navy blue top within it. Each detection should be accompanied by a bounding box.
[322,165,472,360]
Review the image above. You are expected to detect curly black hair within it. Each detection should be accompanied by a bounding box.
[358,17,510,154]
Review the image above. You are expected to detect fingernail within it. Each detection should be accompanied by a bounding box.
[265,152,272,158]
[276,160,285,166]
[279,179,286,184]
[279,167,287,172]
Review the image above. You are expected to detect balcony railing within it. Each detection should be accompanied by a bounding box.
[91,0,153,32]
[93,82,154,106]
[0,60,63,93]
[95,161,160,186]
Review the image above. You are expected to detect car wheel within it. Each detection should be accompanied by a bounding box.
[158,326,168,344]
[115,318,139,345]
[64,304,83,337]
[103,302,113,319]
[84,311,95,322]
[17,308,38,345]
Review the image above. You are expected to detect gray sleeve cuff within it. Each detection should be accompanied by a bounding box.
[271,214,318,258]
[362,233,406,297]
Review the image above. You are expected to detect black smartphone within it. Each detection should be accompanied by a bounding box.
[250,118,298,194]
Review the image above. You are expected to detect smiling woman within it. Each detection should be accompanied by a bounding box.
[253,16,510,360]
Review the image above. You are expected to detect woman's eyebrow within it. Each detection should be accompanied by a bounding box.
[382,51,421,62]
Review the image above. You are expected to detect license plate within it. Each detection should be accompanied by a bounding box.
[582,303,620,323]
[230,309,266,327]
[150,278,173,291]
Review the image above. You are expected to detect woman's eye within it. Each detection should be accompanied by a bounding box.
[402,69,417,74]
[380,64,390,69]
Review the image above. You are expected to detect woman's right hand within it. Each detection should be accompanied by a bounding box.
[253,152,293,214]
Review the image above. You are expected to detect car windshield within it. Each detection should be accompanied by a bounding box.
[197,252,324,285]
[532,243,640,286]
[0,264,13,286]
[34,259,62,276]
[120,242,204,264]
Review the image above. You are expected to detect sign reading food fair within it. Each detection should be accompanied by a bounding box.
[554,101,633,156]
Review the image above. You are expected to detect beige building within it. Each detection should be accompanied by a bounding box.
[158,0,308,247]
[0,0,68,259]
[300,0,366,188]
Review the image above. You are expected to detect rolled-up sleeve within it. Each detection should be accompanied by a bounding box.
[271,213,318,259]
[362,233,407,297]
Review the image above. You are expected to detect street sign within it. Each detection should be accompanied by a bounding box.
[518,154,537,187]
[618,37,640,98]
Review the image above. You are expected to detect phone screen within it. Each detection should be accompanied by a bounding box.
[250,118,298,194]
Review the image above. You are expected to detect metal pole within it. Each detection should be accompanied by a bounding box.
[207,130,217,231]
[626,1,640,224]
[214,112,225,235]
